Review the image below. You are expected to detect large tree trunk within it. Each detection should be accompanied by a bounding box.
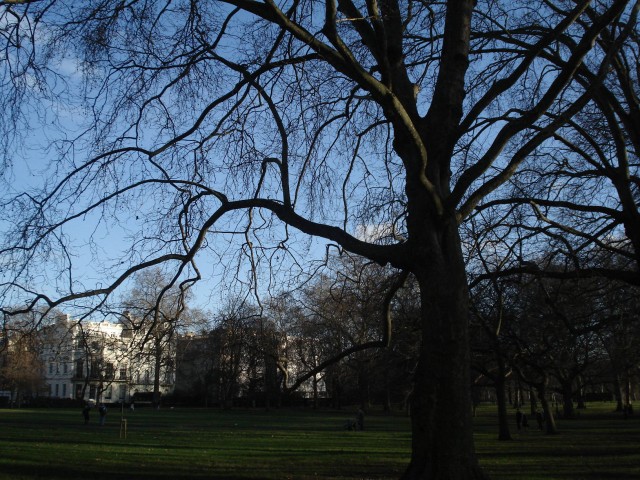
[390,0,484,474]
[402,222,486,480]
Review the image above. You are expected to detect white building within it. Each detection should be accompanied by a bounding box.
[41,315,175,404]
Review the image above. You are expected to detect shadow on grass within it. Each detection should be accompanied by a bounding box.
[0,464,260,480]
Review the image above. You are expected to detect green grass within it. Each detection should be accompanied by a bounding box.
[0,403,638,479]
[474,403,640,479]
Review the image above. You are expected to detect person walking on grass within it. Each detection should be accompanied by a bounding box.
[536,411,544,430]
[356,408,365,431]
[99,404,108,426]
[82,403,91,425]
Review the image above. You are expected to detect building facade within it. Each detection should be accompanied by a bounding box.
[36,314,327,407]
[41,315,175,404]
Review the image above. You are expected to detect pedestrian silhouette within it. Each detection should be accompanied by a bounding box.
[536,411,544,430]
[82,403,91,425]
[98,404,108,426]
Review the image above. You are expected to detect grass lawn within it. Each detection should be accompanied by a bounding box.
[0,403,638,479]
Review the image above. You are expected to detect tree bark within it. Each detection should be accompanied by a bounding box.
[536,383,558,435]
[401,221,487,479]
[561,381,575,419]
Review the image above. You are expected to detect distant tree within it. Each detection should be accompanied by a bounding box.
[1,339,44,406]
[501,270,617,431]
[280,254,410,409]
[504,283,560,435]
[466,216,518,440]
[0,313,45,406]
[596,282,640,411]
[173,308,214,405]
[212,299,260,408]
[469,283,514,441]
[120,268,189,407]
[276,291,329,409]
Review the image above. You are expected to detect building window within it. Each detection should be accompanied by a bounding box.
[55,384,59,397]
[105,385,112,400]
[76,359,84,377]
[119,367,127,380]
[49,363,54,375]
[105,363,114,379]
[90,360,99,378]
[62,384,67,397]
[63,363,68,374]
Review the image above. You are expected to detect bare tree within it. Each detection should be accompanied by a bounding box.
[120,268,188,407]
[596,281,640,412]
[211,297,261,408]
[1,311,45,406]
[0,1,635,477]
[469,284,514,441]
[473,4,640,286]
[285,254,409,408]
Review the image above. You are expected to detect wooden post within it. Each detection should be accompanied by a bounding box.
[119,418,127,439]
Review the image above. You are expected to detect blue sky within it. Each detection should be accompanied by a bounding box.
[0,3,387,321]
